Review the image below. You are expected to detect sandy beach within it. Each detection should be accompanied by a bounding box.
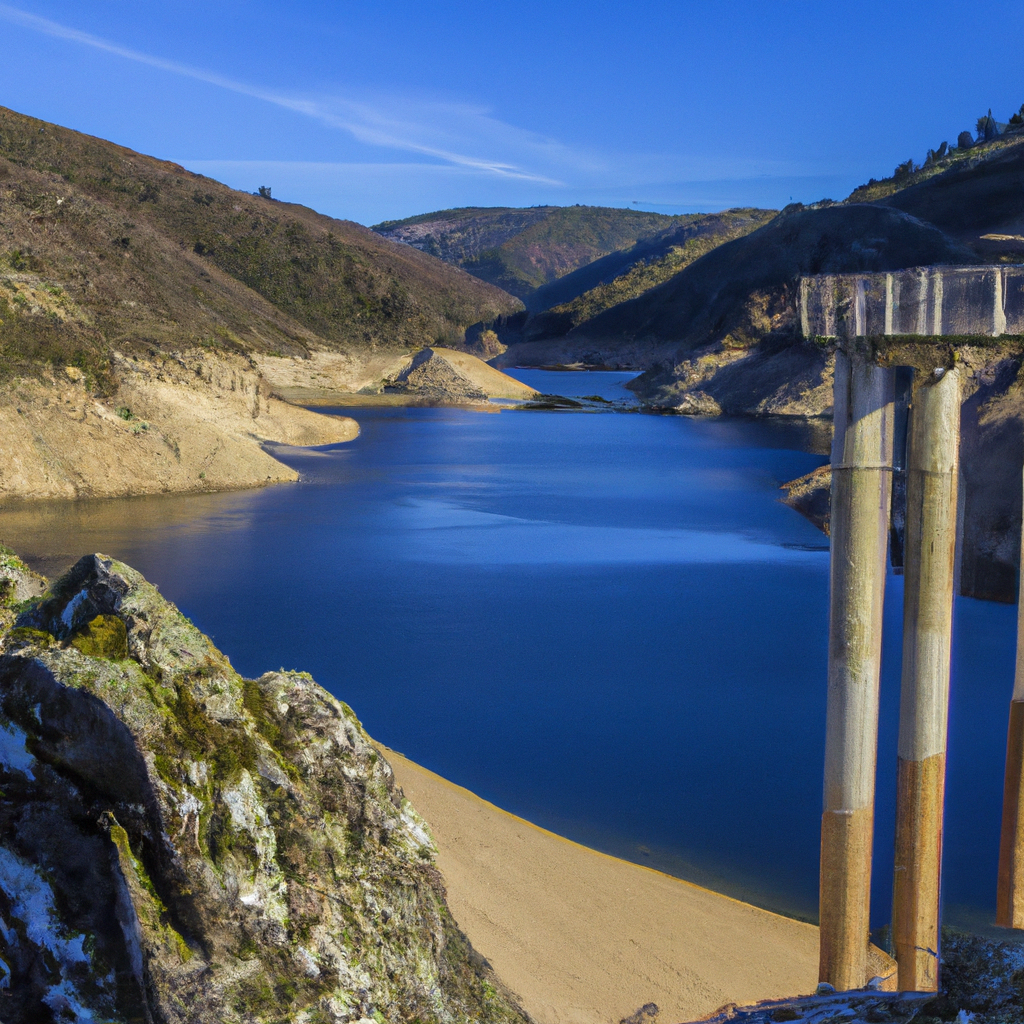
[381,747,822,1024]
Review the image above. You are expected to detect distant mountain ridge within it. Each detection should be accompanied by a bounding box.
[372,205,692,302]
[522,208,778,337]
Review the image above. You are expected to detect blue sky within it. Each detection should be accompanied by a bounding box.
[1,1,1023,225]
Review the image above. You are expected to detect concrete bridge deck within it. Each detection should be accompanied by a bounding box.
[799,265,1024,341]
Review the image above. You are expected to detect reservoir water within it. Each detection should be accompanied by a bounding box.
[0,370,1016,932]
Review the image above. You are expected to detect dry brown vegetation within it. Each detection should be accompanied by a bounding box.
[0,105,521,387]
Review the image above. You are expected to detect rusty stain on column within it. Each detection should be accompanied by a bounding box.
[820,348,896,991]
[891,367,961,991]
[996,464,1024,928]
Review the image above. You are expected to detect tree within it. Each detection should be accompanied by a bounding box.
[1009,103,1024,127]
[957,131,974,149]
[257,185,272,199]
[894,158,917,180]
[976,109,998,141]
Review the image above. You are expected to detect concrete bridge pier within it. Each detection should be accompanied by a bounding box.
[891,367,961,992]
[996,481,1024,929]
[820,350,895,991]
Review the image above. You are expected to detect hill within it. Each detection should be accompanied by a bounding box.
[0,104,520,385]
[493,117,1024,381]
[520,208,777,339]
[498,202,976,382]
[372,205,690,302]
[0,105,525,498]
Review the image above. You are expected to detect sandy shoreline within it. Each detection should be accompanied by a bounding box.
[380,746,822,1024]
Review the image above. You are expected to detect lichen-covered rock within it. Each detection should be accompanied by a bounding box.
[0,546,46,634]
[0,554,529,1024]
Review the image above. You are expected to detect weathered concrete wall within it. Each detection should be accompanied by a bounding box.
[800,266,1024,340]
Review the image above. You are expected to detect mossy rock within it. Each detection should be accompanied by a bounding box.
[4,626,54,648]
[70,614,128,659]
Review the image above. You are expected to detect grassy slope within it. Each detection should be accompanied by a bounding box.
[549,134,1024,358]
[373,205,688,300]
[523,209,777,337]
[0,105,520,384]
[574,204,977,350]
[861,133,1024,258]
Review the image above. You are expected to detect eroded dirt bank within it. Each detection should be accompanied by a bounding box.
[0,349,358,500]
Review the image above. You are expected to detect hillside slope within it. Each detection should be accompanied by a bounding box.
[497,204,973,389]
[518,208,777,341]
[0,104,520,381]
[373,205,689,302]
[872,134,1024,260]
[0,105,527,499]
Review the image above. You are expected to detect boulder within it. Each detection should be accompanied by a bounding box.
[0,554,526,1024]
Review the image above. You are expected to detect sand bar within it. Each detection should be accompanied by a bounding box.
[381,747,820,1024]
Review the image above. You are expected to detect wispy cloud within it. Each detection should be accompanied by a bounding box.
[0,2,568,183]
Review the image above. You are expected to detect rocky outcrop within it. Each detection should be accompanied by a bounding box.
[255,347,535,406]
[0,548,46,633]
[631,339,834,417]
[682,929,1024,1024]
[780,466,832,535]
[382,348,537,402]
[0,553,528,1024]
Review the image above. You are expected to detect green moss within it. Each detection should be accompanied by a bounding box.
[210,735,257,781]
[70,614,128,659]
[109,816,195,963]
[109,820,166,913]
[242,677,280,744]
[153,753,181,787]
[4,626,53,648]
[234,976,277,1014]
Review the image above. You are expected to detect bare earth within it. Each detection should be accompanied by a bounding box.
[0,350,358,500]
[381,747,821,1024]
[257,346,537,406]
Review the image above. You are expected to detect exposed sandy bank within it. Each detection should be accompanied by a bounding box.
[255,349,416,397]
[0,350,357,500]
[257,346,537,405]
[381,747,823,1024]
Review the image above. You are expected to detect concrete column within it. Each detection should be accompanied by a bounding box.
[891,367,961,991]
[820,350,896,991]
[996,467,1024,928]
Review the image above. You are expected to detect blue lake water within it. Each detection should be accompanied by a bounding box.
[0,369,1016,933]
